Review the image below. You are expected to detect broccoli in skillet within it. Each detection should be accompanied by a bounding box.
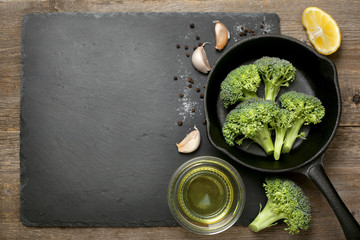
[279,91,325,153]
[254,56,296,101]
[222,98,277,155]
[220,64,261,109]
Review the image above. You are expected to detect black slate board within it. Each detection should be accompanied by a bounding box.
[20,12,280,227]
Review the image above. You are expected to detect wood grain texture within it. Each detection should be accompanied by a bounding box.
[1,0,360,239]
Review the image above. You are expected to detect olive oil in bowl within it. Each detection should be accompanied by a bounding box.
[180,167,233,224]
[168,156,245,235]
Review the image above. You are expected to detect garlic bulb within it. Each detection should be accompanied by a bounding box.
[214,20,230,51]
[176,126,201,153]
[191,42,211,74]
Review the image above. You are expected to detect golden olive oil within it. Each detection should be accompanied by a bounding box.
[178,166,234,224]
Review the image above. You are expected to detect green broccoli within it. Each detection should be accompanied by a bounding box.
[279,91,325,153]
[249,177,311,234]
[220,64,261,108]
[270,108,297,160]
[254,56,296,101]
[222,98,277,155]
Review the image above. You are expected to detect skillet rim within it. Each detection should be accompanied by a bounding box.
[204,34,341,173]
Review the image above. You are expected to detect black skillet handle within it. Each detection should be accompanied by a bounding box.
[301,156,360,240]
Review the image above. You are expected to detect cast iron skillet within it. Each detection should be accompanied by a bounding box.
[204,35,360,239]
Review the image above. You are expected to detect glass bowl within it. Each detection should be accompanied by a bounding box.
[167,156,246,235]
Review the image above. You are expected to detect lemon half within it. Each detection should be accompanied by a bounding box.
[302,7,341,55]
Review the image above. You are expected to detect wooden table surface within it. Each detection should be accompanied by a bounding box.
[1,0,359,239]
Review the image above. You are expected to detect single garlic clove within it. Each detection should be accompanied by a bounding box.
[176,126,201,153]
[191,42,211,74]
[214,20,230,51]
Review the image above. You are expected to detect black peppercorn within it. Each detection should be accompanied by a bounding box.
[186,52,190,57]
[196,35,200,40]
[199,94,204,99]
[173,76,178,80]
[179,93,184,98]
[184,45,188,50]
[195,88,200,92]
[176,44,180,49]
[190,23,195,28]
[178,121,183,126]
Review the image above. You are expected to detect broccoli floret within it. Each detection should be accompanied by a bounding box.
[249,177,312,234]
[222,98,277,155]
[270,108,297,160]
[279,91,325,153]
[254,56,296,101]
[220,64,261,108]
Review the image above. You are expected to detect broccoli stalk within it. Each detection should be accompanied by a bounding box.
[220,64,261,108]
[254,56,296,101]
[263,69,295,101]
[249,124,274,155]
[273,127,287,160]
[279,91,325,153]
[270,108,296,160]
[222,98,277,155]
[281,118,305,153]
[249,177,312,235]
[249,199,287,232]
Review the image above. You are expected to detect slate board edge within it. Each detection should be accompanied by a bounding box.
[21,11,280,18]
